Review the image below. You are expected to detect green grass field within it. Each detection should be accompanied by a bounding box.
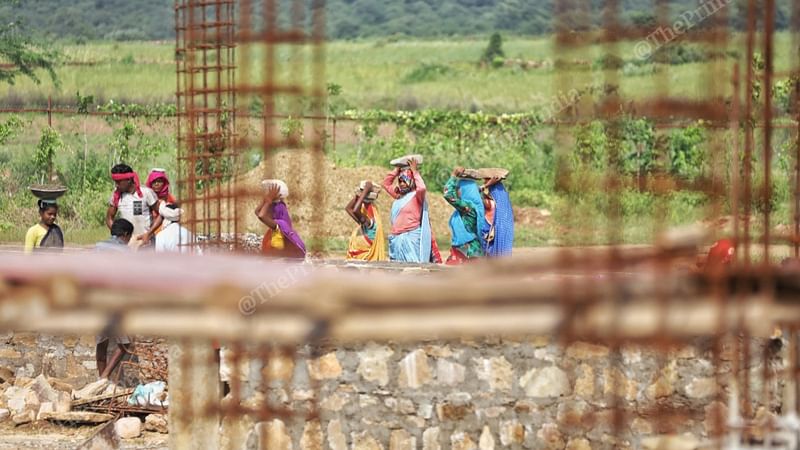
[1,33,795,112]
[0,34,796,247]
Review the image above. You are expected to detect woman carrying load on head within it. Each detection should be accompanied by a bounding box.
[345,180,387,261]
[481,176,514,257]
[444,167,488,265]
[24,199,64,254]
[255,180,307,259]
[381,157,442,264]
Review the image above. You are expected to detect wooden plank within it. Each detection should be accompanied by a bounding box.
[72,388,135,407]
[40,411,114,424]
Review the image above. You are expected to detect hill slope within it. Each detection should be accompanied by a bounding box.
[2,0,793,41]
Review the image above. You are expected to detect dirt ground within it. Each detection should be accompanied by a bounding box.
[0,421,167,450]
[205,149,548,243]
[225,150,458,240]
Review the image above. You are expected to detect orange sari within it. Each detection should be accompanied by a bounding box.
[346,204,387,261]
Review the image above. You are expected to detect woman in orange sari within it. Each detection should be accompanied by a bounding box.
[345,181,387,261]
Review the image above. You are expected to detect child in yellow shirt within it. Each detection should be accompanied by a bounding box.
[24,200,64,253]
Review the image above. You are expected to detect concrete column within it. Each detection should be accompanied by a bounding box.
[169,340,220,450]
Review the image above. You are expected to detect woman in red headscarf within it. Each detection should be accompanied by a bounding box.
[146,168,176,204]
[146,168,176,235]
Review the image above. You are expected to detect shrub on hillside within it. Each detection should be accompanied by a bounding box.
[593,54,626,70]
[481,32,505,67]
[401,63,453,84]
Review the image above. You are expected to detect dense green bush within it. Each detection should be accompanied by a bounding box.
[402,63,454,84]
[593,54,625,70]
[621,190,656,217]
[481,33,505,66]
[33,127,64,183]
[647,44,737,66]
[668,124,706,179]
[330,110,550,206]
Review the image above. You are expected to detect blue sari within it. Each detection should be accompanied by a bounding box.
[448,179,488,248]
[485,183,514,257]
[388,192,433,263]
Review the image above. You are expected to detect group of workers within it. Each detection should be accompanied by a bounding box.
[24,164,191,378]
[341,158,514,264]
[22,158,752,376]
[25,164,191,254]
[24,157,514,265]
[253,157,516,264]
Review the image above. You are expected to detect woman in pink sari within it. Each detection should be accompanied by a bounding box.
[381,158,442,263]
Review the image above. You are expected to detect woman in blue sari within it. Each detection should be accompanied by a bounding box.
[444,167,489,265]
[481,176,514,257]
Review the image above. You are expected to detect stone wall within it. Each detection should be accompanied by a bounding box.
[221,337,783,450]
[0,332,97,388]
[0,332,165,390]
[0,332,783,449]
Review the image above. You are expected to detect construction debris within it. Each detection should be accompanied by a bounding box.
[4,384,42,424]
[71,387,134,408]
[47,377,75,394]
[30,374,70,412]
[0,366,13,384]
[128,381,168,408]
[13,377,32,388]
[114,417,142,439]
[134,338,169,382]
[73,378,111,400]
[1,374,73,425]
[144,413,168,434]
[40,411,114,424]
[0,373,168,431]
[12,410,34,425]
[76,421,120,450]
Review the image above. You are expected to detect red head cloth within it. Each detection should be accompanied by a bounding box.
[146,169,174,202]
[111,171,142,208]
[706,238,735,268]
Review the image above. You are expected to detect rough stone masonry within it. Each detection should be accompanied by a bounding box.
[219,337,782,450]
[0,331,783,449]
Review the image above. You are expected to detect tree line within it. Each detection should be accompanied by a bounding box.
[1,0,793,42]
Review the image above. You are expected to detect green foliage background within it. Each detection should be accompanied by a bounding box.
[0,0,794,41]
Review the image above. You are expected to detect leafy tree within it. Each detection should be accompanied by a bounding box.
[0,115,23,145]
[481,33,505,66]
[34,127,64,183]
[0,0,58,86]
[668,125,706,180]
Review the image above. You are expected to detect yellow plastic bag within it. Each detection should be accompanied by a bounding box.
[270,225,285,250]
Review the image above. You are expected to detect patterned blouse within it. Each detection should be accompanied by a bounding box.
[443,176,485,258]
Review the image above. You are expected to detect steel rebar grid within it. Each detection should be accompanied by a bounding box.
[175,0,237,253]
[174,1,327,447]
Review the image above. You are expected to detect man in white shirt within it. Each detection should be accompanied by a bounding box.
[155,203,195,253]
[106,163,162,246]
